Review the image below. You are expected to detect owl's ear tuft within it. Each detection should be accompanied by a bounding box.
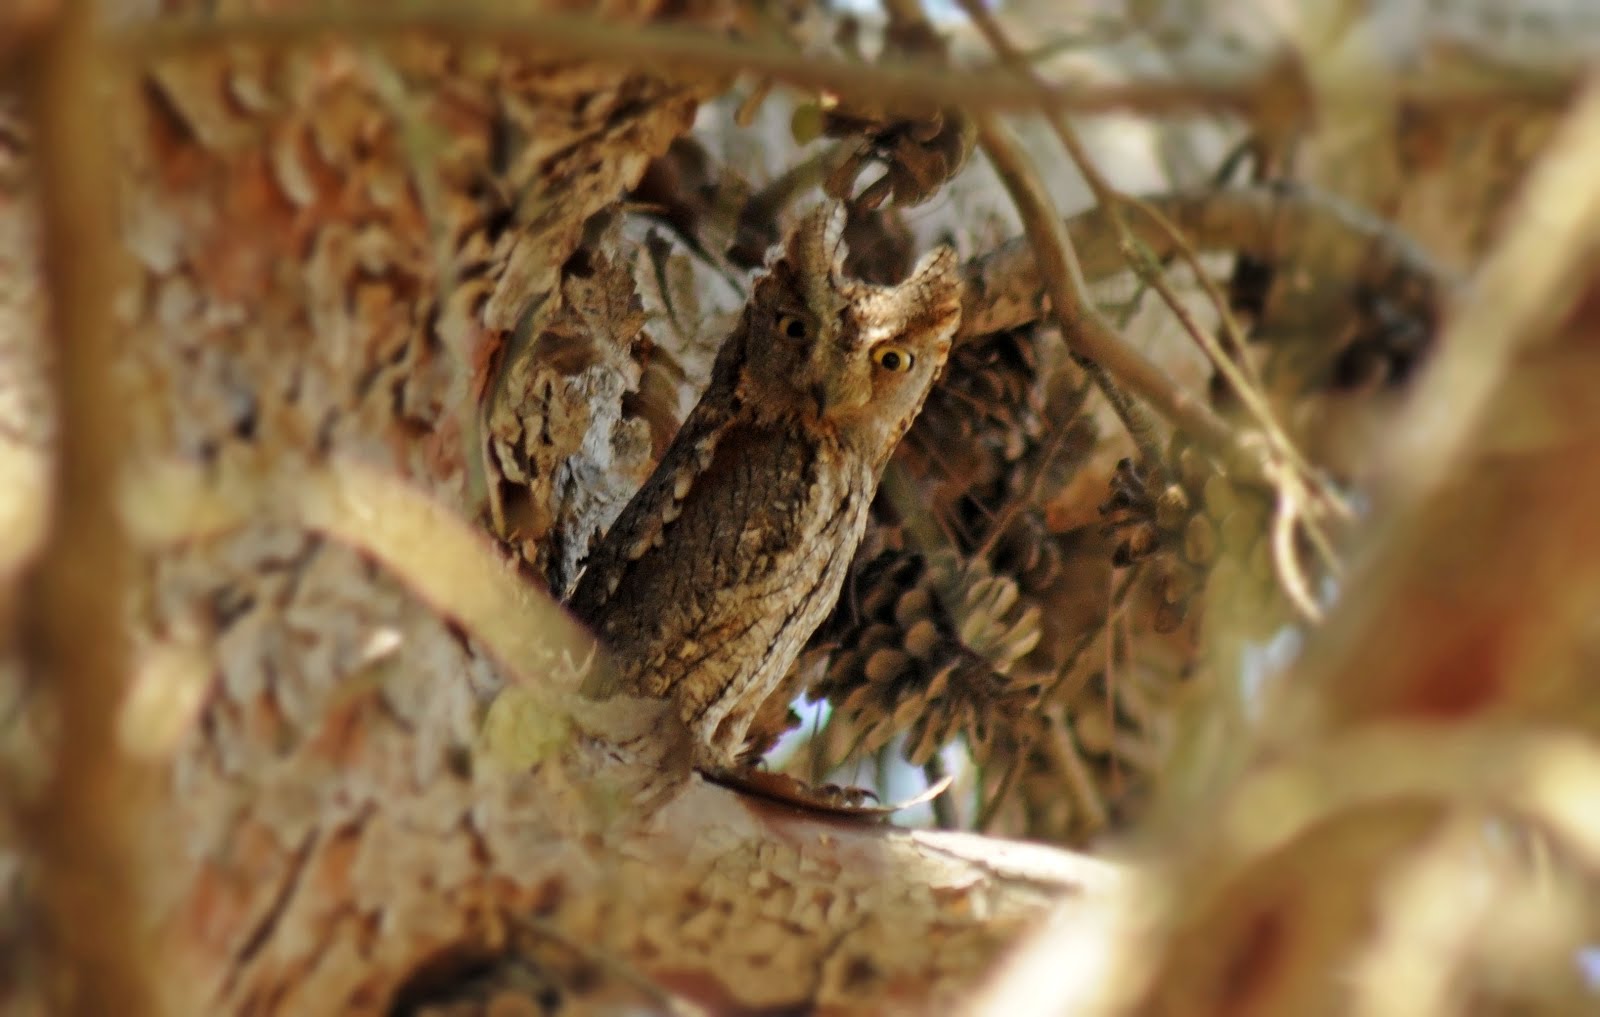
[781,201,848,281]
[759,202,852,333]
[908,244,958,286]
[905,245,961,309]
[851,244,961,345]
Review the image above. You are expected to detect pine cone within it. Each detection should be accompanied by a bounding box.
[956,504,1136,705]
[900,328,1048,533]
[1099,435,1276,633]
[810,548,1043,766]
[815,100,974,210]
[800,13,971,212]
[987,509,1068,601]
[1099,456,1196,632]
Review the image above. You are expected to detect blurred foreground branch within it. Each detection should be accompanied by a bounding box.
[19,2,151,1014]
[969,73,1600,1017]
[118,6,1582,121]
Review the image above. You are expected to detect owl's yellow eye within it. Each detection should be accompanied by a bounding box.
[776,313,812,342]
[872,344,914,373]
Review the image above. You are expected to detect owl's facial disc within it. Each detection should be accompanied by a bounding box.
[806,320,873,417]
[744,204,961,430]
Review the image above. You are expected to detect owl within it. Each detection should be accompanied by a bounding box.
[567,204,962,773]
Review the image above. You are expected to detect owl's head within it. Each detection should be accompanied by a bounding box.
[737,203,963,457]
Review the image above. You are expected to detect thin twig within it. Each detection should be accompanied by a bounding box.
[956,154,1432,602]
[907,0,1187,470]
[958,184,1455,342]
[1075,356,1163,478]
[1120,193,1261,388]
[1121,233,1350,508]
[958,0,1214,341]
[971,113,1260,480]
[22,2,153,1013]
[1270,466,1323,622]
[1122,249,1342,617]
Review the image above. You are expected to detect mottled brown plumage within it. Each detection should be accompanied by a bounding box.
[568,204,961,770]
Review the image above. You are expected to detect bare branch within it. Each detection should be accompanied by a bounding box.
[115,8,1578,123]
[117,8,1265,118]
[970,114,1256,476]
[959,184,1456,343]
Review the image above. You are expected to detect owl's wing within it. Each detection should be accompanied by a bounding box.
[566,340,741,624]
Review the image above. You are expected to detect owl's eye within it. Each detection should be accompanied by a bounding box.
[776,313,812,342]
[872,344,915,373]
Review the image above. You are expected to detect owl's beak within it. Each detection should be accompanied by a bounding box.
[810,382,829,417]
[810,375,862,417]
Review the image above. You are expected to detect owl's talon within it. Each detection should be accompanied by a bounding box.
[701,767,950,820]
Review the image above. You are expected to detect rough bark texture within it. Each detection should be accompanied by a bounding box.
[118,18,702,1015]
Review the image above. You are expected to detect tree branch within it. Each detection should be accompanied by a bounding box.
[970,114,1254,475]
[958,184,1456,343]
[115,7,1578,122]
[19,2,152,1013]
